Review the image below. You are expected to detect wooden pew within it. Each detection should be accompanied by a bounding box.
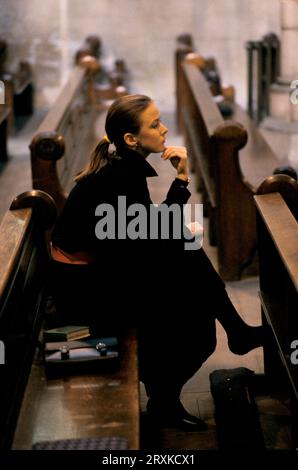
[0,44,12,162]
[25,57,140,450]
[30,55,127,215]
[75,35,102,64]
[0,189,139,450]
[0,190,56,450]
[13,328,139,450]
[0,39,33,133]
[30,56,104,214]
[175,44,235,132]
[0,104,11,164]
[178,57,283,280]
[254,174,298,447]
[75,35,129,98]
[108,59,130,90]
[175,36,194,132]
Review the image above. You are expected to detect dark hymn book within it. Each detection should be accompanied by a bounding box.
[43,325,90,342]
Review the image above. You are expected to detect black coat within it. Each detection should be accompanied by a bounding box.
[52,148,190,254]
[51,148,225,393]
[52,147,224,322]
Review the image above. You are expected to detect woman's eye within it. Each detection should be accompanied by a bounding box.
[152,121,159,128]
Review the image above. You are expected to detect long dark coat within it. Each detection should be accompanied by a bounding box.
[51,148,225,396]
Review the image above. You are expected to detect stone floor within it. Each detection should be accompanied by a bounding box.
[1,109,293,451]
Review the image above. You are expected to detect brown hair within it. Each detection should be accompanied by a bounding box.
[75,94,152,182]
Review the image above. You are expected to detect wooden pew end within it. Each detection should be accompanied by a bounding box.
[10,189,57,229]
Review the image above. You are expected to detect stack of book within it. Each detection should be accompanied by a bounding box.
[44,325,90,342]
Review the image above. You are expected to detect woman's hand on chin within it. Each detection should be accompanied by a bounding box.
[161,146,189,180]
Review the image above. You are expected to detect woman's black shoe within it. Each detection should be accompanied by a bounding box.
[228,325,265,355]
[146,398,208,432]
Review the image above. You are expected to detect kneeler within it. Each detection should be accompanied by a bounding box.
[32,437,128,450]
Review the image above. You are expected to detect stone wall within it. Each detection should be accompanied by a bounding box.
[0,0,280,110]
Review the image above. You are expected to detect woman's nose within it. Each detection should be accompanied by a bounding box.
[161,123,168,135]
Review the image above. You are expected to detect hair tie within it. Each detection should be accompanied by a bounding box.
[103,134,111,144]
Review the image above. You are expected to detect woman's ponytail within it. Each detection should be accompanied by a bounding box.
[74,136,111,182]
[75,94,152,182]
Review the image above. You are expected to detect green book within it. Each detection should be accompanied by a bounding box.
[44,325,90,342]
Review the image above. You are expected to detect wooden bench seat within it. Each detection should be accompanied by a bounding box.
[0,104,11,163]
[0,189,139,449]
[12,328,139,450]
[11,56,140,450]
[0,40,33,133]
[254,174,298,447]
[0,190,56,449]
[178,57,283,280]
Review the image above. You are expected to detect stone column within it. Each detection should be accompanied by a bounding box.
[270,0,298,121]
[261,0,298,167]
[280,0,298,81]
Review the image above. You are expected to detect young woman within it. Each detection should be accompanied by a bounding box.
[51,94,264,431]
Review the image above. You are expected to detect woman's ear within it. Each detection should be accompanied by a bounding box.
[124,132,138,148]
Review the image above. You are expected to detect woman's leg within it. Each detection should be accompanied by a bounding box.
[186,248,265,355]
[138,319,216,430]
[214,291,265,355]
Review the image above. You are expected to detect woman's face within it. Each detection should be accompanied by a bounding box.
[135,101,168,154]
